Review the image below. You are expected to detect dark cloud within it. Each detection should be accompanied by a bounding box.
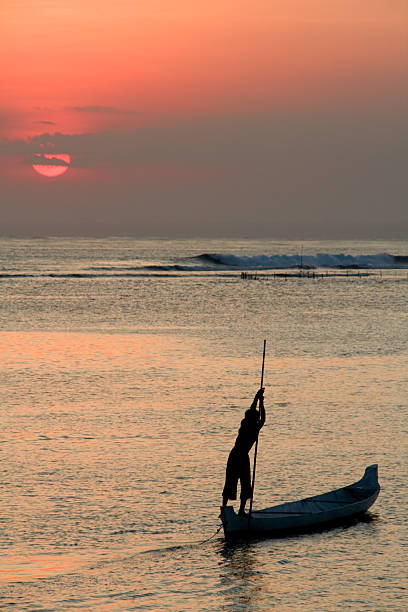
[31,154,70,166]
[2,111,408,173]
[0,134,67,158]
[37,120,56,125]
[70,105,137,115]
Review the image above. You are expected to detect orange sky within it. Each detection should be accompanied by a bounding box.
[1,1,407,137]
[0,1,407,237]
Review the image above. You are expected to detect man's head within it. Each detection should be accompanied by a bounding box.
[245,408,259,422]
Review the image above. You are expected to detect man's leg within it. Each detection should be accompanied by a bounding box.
[222,451,238,506]
[238,454,252,516]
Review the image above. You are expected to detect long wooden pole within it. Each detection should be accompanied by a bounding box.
[248,339,266,529]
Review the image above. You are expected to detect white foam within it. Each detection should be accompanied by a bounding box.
[190,252,402,270]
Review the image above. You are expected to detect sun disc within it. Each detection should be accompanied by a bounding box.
[32,153,71,178]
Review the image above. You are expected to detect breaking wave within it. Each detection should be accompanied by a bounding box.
[190,252,408,270]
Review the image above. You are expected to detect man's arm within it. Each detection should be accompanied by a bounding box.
[249,388,266,426]
[249,387,263,409]
[258,394,266,429]
[249,389,261,411]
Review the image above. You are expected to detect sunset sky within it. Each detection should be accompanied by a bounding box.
[1,1,407,237]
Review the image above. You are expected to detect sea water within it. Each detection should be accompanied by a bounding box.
[0,238,407,611]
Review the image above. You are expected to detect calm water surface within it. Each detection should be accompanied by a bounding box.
[0,238,407,610]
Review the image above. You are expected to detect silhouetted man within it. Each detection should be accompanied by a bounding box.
[222,388,266,516]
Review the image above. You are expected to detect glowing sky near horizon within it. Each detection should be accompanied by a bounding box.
[1,0,407,237]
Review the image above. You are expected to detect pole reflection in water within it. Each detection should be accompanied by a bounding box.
[217,540,265,611]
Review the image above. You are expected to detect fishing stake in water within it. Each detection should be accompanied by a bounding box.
[248,339,266,529]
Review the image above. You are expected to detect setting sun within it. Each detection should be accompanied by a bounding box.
[32,153,71,178]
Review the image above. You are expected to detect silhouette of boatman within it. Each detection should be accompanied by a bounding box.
[222,388,266,516]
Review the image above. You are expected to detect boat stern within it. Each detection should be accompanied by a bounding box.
[220,506,248,537]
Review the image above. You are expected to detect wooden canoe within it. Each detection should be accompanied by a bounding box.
[220,464,380,538]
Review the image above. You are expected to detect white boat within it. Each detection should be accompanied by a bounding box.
[220,464,380,538]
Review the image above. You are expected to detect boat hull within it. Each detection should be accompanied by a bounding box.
[220,464,380,539]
